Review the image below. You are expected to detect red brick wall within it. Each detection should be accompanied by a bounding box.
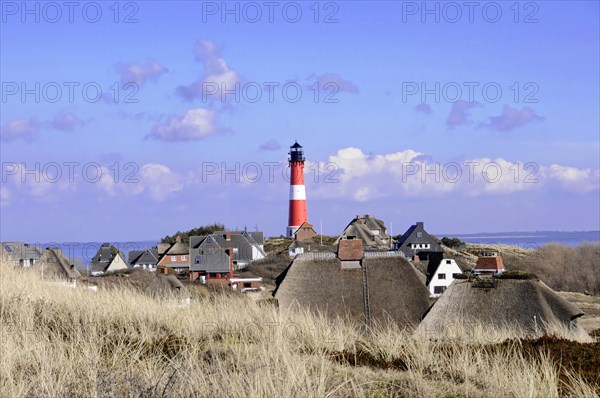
[338,240,364,261]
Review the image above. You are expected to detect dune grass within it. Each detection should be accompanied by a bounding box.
[1,256,598,397]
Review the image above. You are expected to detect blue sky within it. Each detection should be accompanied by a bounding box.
[1,1,599,241]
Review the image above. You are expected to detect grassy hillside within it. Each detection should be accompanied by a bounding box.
[1,255,599,397]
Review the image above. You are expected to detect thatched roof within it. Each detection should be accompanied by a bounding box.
[274,253,430,328]
[146,274,189,298]
[417,279,589,339]
[38,248,81,280]
[335,215,391,249]
[165,241,189,256]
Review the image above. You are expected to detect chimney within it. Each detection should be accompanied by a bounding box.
[175,236,181,243]
[416,222,424,228]
[338,239,364,261]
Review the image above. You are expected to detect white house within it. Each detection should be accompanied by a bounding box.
[89,243,128,276]
[427,258,463,297]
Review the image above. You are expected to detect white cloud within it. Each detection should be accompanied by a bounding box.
[309,147,599,201]
[116,60,168,87]
[176,39,240,102]
[50,111,87,132]
[0,186,10,206]
[545,164,599,193]
[1,118,42,142]
[97,163,184,202]
[147,108,227,142]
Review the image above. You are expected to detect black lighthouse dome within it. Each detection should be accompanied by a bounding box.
[289,141,305,162]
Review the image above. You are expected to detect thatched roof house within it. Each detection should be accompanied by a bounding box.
[157,236,190,272]
[335,214,391,250]
[417,278,590,339]
[37,247,81,282]
[147,274,189,299]
[274,247,430,329]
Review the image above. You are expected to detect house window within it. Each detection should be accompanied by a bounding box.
[446,260,452,264]
[181,256,187,261]
[416,232,422,238]
[171,256,176,261]
[453,273,461,279]
[434,286,446,294]
[243,282,252,288]
[438,273,446,279]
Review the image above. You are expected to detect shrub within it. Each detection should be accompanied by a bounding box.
[507,243,600,294]
[441,237,466,248]
[496,270,539,280]
[472,278,497,288]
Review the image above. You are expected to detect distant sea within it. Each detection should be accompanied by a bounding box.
[438,231,600,249]
[40,231,599,265]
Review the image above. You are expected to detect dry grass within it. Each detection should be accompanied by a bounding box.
[558,291,600,337]
[1,256,598,397]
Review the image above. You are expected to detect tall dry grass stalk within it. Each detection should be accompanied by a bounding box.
[1,256,597,397]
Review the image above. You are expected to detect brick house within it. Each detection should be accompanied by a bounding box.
[157,236,190,274]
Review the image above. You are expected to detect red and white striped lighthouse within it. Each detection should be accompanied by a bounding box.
[287,141,309,238]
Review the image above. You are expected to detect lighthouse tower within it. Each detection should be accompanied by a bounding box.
[287,141,309,238]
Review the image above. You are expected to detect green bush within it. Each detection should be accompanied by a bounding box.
[472,278,497,289]
[441,237,466,248]
[161,223,226,244]
[496,270,539,280]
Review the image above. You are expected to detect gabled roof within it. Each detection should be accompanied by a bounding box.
[189,237,230,273]
[363,215,386,233]
[157,243,170,256]
[425,256,463,284]
[1,241,44,262]
[208,231,265,259]
[39,247,81,280]
[274,254,430,328]
[336,215,390,249]
[165,241,189,256]
[89,243,125,273]
[128,250,143,264]
[397,222,443,251]
[138,248,159,264]
[129,248,158,266]
[146,274,190,298]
